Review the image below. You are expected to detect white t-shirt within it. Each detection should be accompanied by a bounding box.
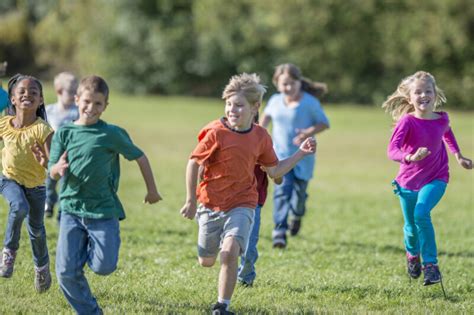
[46,103,79,131]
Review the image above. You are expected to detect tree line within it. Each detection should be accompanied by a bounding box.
[0,0,472,108]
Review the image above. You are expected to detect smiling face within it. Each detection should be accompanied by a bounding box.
[409,79,436,116]
[10,79,43,115]
[75,90,108,125]
[277,72,302,100]
[225,92,257,131]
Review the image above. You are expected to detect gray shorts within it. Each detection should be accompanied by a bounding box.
[196,205,254,258]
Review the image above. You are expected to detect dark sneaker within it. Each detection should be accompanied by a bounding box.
[35,263,52,293]
[0,248,16,278]
[406,253,421,279]
[44,203,54,218]
[423,264,441,286]
[238,279,253,287]
[272,232,287,249]
[289,219,301,236]
[211,302,234,315]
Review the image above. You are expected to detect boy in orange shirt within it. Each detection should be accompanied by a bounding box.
[180,73,316,315]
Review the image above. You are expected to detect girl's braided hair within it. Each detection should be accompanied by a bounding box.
[7,73,47,120]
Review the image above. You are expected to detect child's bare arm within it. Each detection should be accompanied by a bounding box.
[180,159,200,219]
[265,137,317,179]
[260,113,271,128]
[31,133,54,168]
[135,154,162,204]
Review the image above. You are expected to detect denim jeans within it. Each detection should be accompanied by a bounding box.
[45,174,61,207]
[273,170,309,234]
[238,205,261,284]
[393,179,447,265]
[56,212,121,315]
[0,176,49,267]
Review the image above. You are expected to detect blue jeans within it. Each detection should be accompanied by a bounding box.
[45,174,61,207]
[273,170,309,234]
[392,180,447,265]
[238,205,261,283]
[56,212,121,315]
[0,176,49,267]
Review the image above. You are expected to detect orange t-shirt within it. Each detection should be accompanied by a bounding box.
[191,118,278,212]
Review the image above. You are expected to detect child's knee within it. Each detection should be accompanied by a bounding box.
[90,261,117,275]
[9,201,29,218]
[198,256,216,267]
[220,237,241,264]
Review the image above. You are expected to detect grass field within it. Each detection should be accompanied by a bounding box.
[0,92,473,314]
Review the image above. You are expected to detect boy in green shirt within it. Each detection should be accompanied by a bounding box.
[49,75,161,315]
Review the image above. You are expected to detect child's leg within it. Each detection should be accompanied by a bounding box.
[0,177,30,252]
[85,217,121,275]
[289,178,309,219]
[24,186,49,267]
[273,171,296,234]
[56,212,101,315]
[238,205,261,284]
[218,207,253,303]
[414,180,447,265]
[396,185,419,256]
[45,175,58,208]
[197,206,225,267]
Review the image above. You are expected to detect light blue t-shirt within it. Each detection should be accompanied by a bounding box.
[0,88,8,112]
[46,102,79,131]
[263,92,329,181]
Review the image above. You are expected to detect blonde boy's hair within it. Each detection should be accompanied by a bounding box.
[77,75,109,101]
[382,71,446,121]
[222,73,266,105]
[54,72,78,92]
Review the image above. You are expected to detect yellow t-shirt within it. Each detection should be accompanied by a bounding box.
[0,116,53,188]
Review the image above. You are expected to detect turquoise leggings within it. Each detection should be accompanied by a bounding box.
[392,180,447,265]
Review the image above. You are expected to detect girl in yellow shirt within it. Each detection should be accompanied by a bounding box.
[0,74,53,293]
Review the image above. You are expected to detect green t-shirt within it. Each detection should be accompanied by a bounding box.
[48,120,143,219]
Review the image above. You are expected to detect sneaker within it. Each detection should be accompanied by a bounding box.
[35,263,52,293]
[423,264,441,286]
[44,203,54,218]
[289,218,301,236]
[211,302,234,315]
[406,253,421,279]
[238,279,253,287]
[0,248,16,278]
[272,232,287,249]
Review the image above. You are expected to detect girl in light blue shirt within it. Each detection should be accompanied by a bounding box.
[261,63,330,248]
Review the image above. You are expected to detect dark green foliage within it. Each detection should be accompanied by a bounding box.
[0,0,472,108]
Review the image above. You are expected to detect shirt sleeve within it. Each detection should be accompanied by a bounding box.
[257,132,278,167]
[110,127,144,161]
[48,130,65,170]
[190,128,219,165]
[263,95,277,117]
[387,118,410,164]
[443,127,460,154]
[311,98,330,127]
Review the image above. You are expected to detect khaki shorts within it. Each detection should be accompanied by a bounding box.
[196,205,254,257]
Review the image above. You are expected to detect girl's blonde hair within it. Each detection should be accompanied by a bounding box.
[382,71,446,121]
[272,63,328,98]
[222,73,267,105]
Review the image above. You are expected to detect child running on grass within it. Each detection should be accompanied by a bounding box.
[260,63,329,248]
[49,75,162,314]
[383,71,472,285]
[44,71,79,219]
[0,74,53,292]
[180,73,316,315]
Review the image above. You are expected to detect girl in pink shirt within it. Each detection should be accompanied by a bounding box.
[383,71,472,286]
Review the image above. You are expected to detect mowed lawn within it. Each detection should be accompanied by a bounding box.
[0,92,472,314]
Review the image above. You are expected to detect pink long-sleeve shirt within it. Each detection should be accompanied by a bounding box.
[387,112,460,191]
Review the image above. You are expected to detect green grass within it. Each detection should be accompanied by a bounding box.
[0,93,473,314]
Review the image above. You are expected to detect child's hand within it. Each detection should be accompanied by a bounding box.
[54,151,69,177]
[144,190,162,204]
[455,153,473,170]
[273,177,283,185]
[292,128,309,146]
[406,147,430,162]
[298,137,317,155]
[31,141,48,168]
[180,201,197,220]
